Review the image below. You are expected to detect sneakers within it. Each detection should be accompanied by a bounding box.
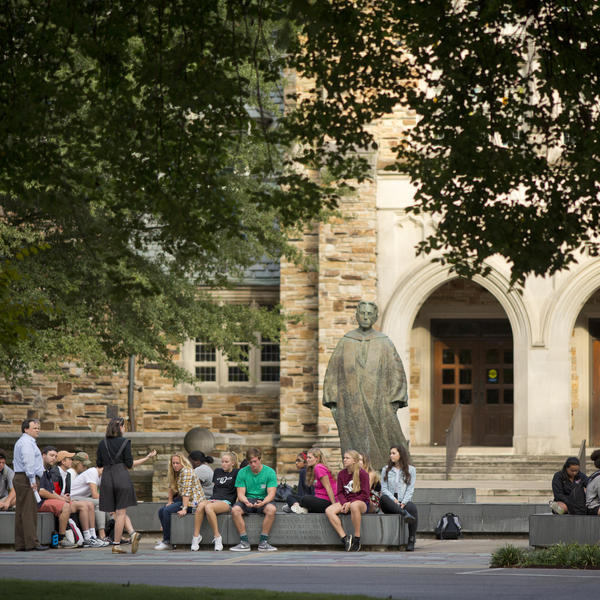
[130,531,142,554]
[290,504,308,514]
[343,534,353,552]
[191,534,202,551]
[112,544,127,554]
[59,538,78,549]
[282,504,292,513]
[549,500,566,515]
[83,537,107,548]
[213,536,223,551]
[230,540,251,552]
[154,541,171,550]
[258,540,278,552]
[350,537,361,552]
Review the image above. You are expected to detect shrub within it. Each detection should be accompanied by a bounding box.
[490,544,527,567]
[491,543,600,569]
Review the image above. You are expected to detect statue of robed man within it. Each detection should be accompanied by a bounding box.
[323,301,408,470]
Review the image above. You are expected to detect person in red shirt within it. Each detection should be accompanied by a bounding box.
[325,450,369,552]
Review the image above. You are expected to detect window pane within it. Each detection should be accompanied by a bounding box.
[261,343,280,362]
[459,349,472,365]
[195,343,216,362]
[228,366,249,382]
[459,389,472,404]
[261,366,280,382]
[442,349,454,364]
[459,369,472,385]
[503,349,514,364]
[442,389,455,404]
[442,369,455,384]
[486,389,500,404]
[195,366,216,382]
[504,368,513,384]
[485,349,499,363]
[503,389,514,404]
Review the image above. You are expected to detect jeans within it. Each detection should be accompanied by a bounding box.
[158,501,191,543]
[379,495,418,538]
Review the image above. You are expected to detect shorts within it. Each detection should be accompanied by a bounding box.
[234,497,276,515]
[208,498,231,506]
[39,498,67,517]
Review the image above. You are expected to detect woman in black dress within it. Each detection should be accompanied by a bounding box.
[97,417,141,554]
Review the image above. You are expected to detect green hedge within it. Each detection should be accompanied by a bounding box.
[491,543,600,569]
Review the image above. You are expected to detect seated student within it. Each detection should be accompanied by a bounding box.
[0,448,16,510]
[155,453,205,550]
[70,464,108,540]
[359,453,381,514]
[191,451,239,551]
[550,456,588,515]
[586,449,600,516]
[230,447,278,552]
[189,451,215,499]
[290,447,336,513]
[325,450,370,552]
[380,444,418,552]
[55,450,75,496]
[38,446,106,548]
[282,451,314,513]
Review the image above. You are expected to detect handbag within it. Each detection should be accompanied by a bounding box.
[274,479,294,502]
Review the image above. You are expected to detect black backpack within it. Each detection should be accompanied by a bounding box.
[434,512,462,540]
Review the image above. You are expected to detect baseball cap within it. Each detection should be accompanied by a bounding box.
[56,450,75,463]
[72,451,92,467]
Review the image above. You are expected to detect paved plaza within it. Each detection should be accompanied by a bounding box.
[2,537,600,599]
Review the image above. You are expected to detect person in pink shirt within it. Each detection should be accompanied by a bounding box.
[325,449,370,552]
[288,448,337,514]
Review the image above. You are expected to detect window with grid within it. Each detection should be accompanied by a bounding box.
[260,337,280,382]
[194,340,217,382]
[227,344,250,382]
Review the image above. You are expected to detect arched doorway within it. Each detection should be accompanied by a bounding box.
[414,279,514,446]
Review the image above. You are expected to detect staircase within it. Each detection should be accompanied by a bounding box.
[410,451,574,503]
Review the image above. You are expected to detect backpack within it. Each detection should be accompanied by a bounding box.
[434,512,462,540]
[64,518,84,547]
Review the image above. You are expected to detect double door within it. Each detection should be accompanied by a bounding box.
[433,340,514,446]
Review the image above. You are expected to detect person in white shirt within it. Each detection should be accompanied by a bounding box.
[189,451,214,498]
[71,465,108,540]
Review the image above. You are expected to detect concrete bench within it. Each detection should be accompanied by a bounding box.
[413,489,476,503]
[416,503,548,534]
[529,514,600,547]
[127,502,163,532]
[0,511,54,545]
[170,513,408,548]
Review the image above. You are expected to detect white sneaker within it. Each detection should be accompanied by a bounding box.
[213,536,223,551]
[191,535,202,551]
[291,504,308,514]
[154,541,171,550]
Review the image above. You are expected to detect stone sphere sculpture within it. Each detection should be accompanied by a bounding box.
[184,427,215,454]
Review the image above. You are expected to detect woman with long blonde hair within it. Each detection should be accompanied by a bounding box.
[325,449,369,551]
[288,448,337,514]
[359,452,381,514]
[191,451,240,551]
[155,452,204,550]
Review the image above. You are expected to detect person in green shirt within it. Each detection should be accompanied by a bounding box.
[230,448,278,552]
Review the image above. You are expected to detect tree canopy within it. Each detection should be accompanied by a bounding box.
[287,0,600,285]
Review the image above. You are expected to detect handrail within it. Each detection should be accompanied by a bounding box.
[578,439,587,474]
[445,404,462,480]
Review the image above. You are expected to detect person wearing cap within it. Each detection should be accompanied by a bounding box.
[188,451,215,499]
[0,448,16,511]
[55,450,75,496]
[69,451,91,481]
[38,446,107,548]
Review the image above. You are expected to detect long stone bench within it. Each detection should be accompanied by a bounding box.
[529,514,600,547]
[413,488,476,503]
[170,513,408,548]
[0,512,54,545]
[416,503,548,534]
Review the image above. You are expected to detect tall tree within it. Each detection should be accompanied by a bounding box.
[285,0,600,285]
[0,1,309,383]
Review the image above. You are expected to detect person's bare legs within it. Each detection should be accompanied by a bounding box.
[325,502,346,538]
[193,500,208,537]
[350,501,367,537]
[205,501,230,538]
[58,503,70,534]
[261,503,276,536]
[231,505,246,536]
[114,508,126,543]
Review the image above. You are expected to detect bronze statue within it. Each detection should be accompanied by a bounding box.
[323,301,408,469]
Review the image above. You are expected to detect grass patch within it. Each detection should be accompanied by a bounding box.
[491,543,600,569]
[2,580,381,600]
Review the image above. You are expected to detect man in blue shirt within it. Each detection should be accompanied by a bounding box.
[13,418,48,551]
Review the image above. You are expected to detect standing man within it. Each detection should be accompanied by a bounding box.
[230,448,278,552]
[12,418,48,551]
[0,448,16,510]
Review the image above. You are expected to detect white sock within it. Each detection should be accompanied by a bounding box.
[83,530,91,541]
[90,528,97,538]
